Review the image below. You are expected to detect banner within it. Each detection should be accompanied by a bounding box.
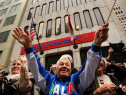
[20,32,95,55]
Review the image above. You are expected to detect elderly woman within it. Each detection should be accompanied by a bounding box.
[0,55,35,95]
[84,58,126,95]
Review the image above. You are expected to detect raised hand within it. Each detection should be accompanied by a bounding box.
[108,47,114,55]
[18,55,27,66]
[107,47,114,61]
[94,23,109,46]
[12,28,32,48]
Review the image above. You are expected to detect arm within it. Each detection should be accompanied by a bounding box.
[76,44,102,93]
[12,28,51,94]
[73,23,109,93]
[19,55,33,92]
[106,47,114,62]
[109,63,126,77]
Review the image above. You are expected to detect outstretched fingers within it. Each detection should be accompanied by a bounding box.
[12,34,19,40]
[19,27,24,33]
[25,30,30,36]
[13,28,20,36]
[15,28,21,36]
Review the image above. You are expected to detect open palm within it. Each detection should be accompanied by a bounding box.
[12,28,32,48]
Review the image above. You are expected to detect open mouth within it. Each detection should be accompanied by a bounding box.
[12,67,19,71]
[60,69,68,73]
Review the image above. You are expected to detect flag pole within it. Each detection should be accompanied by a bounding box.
[73,38,78,49]
[66,8,78,49]
[106,0,117,23]
[32,18,44,55]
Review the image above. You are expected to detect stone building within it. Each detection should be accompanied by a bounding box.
[0,0,28,70]
[10,0,126,70]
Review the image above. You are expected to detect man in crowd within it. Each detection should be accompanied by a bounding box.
[12,23,109,95]
[106,47,126,84]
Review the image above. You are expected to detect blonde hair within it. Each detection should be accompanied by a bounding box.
[12,58,22,64]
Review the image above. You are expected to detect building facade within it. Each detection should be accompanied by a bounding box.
[10,0,126,71]
[108,0,126,36]
[0,0,28,70]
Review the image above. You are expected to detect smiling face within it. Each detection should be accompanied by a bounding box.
[56,58,72,80]
[96,59,105,76]
[11,59,22,74]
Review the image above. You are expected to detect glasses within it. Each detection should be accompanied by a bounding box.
[12,63,21,67]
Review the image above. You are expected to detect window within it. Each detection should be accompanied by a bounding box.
[72,0,77,7]
[49,2,53,14]
[14,0,19,1]
[6,0,12,5]
[81,0,86,4]
[32,0,35,3]
[0,0,12,8]
[27,8,34,20]
[90,0,95,2]
[3,15,16,26]
[55,18,61,35]
[83,10,93,28]
[93,8,105,26]
[57,0,61,11]
[41,4,46,16]
[38,22,44,39]
[0,51,2,58]
[0,30,10,43]
[74,13,82,31]
[46,20,52,37]
[80,49,88,65]
[10,3,21,13]
[24,26,29,32]
[0,20,2,24]
[0,2,5,8]
[64,15,69,33]
[0,8,8,16]
[101,47,109,57]
[34,6,40,18]
[64,0,69,9]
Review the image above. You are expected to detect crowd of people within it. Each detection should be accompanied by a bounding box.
[0,23,126,95]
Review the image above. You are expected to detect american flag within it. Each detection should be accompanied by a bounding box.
[30,21,36,42]
[67,11,74,41]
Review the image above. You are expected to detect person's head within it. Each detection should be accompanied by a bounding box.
[56,54,72,80]
[51,64,57,74]
[114,63,125,68]
[11,58,22,74]
[96,58,106,76]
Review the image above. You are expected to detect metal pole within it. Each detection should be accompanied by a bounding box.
[32,18,44,55]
